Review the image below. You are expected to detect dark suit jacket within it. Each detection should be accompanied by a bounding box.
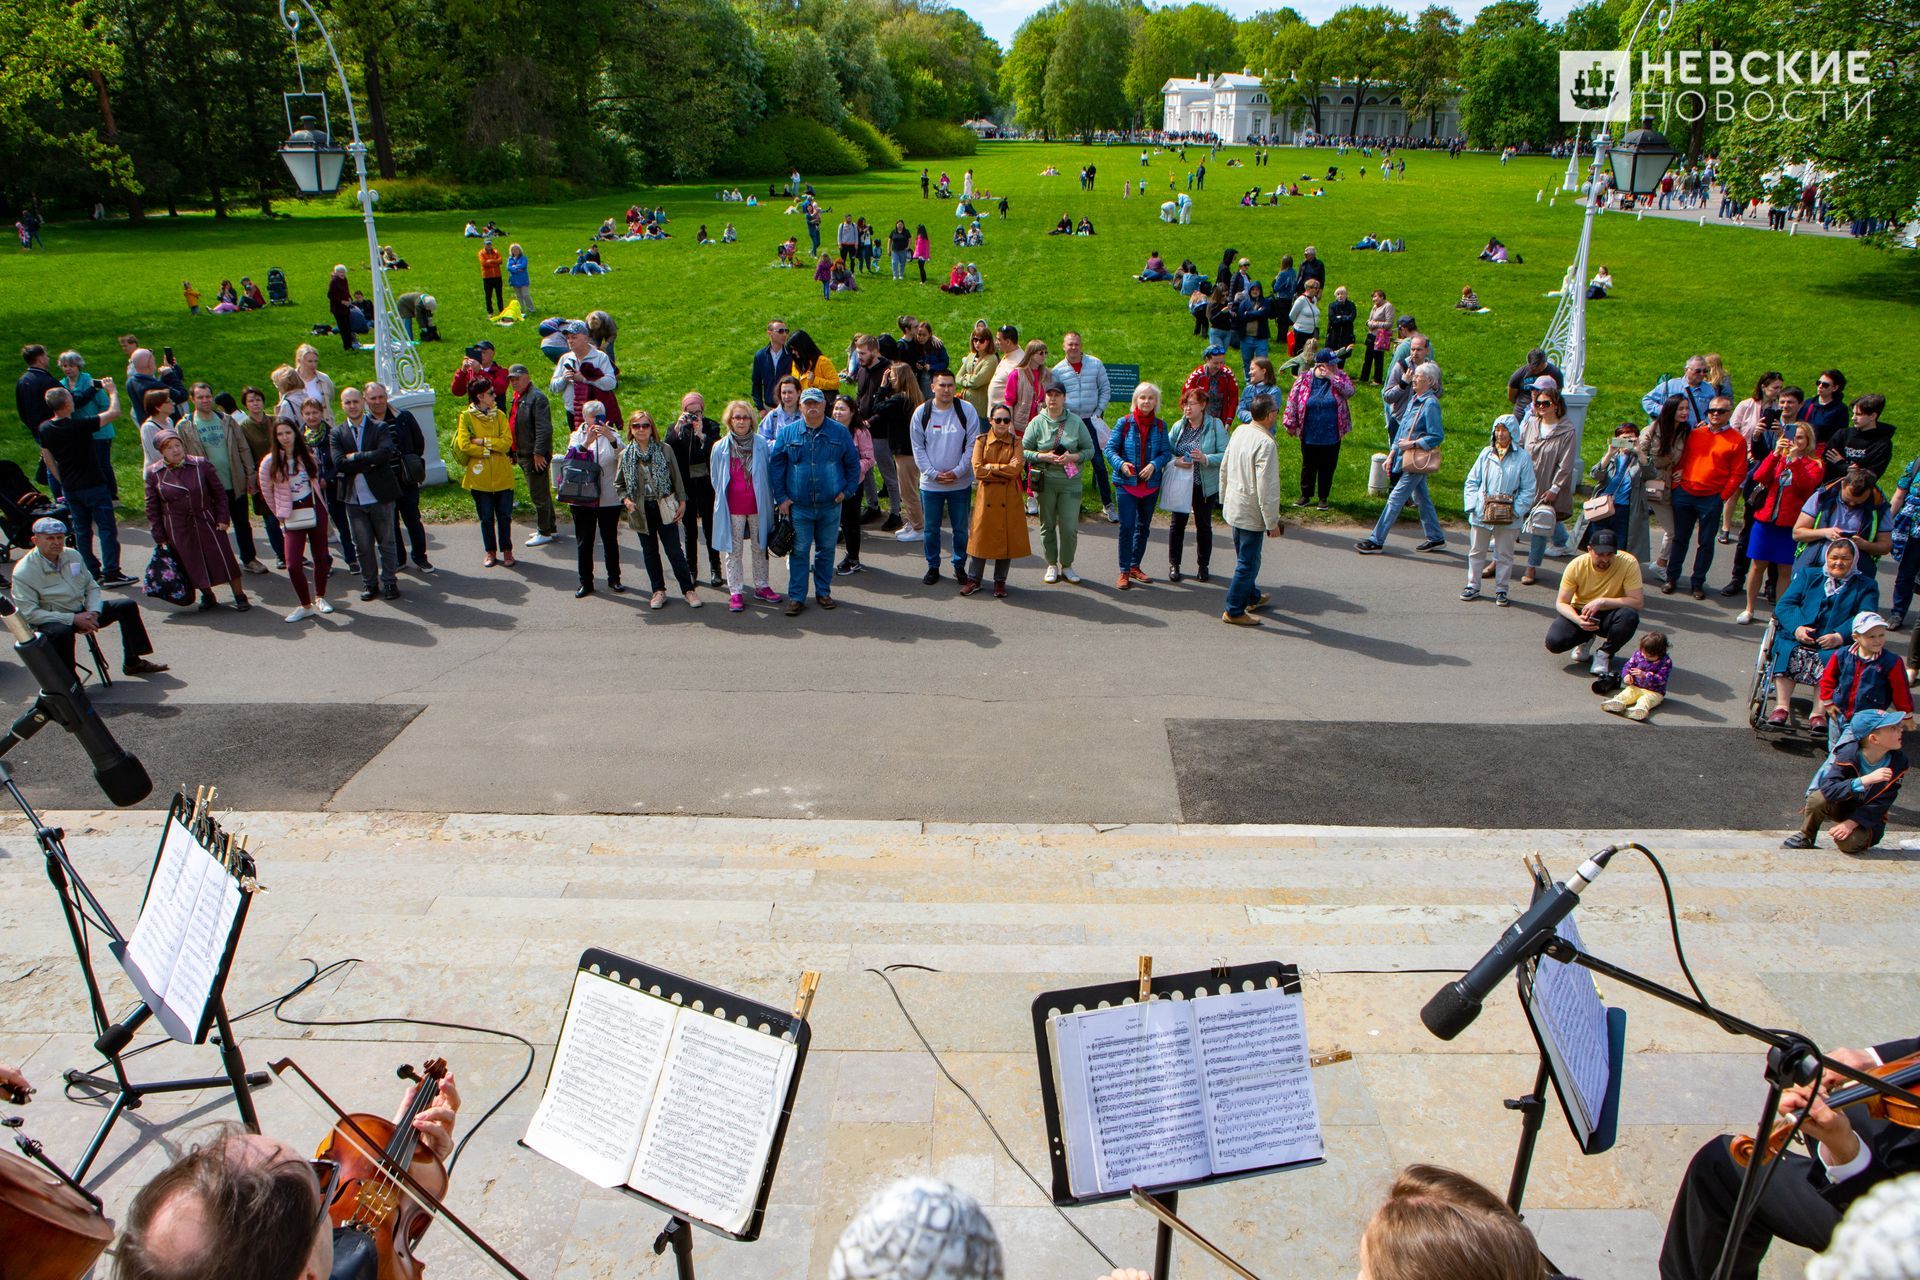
[511,386,552,464]
[1812,1035,1920,1212]
[381,409,426,490]
[328,417,402,504]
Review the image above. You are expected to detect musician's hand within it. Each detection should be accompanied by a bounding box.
[0,1063,31,1102]
[398,1071,460,1162]
[1802,1089,1861,1167]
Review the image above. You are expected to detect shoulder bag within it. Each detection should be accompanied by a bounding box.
[1482,494,1515,525]
[1400,444,1442,475]
[1582,494,1617,522]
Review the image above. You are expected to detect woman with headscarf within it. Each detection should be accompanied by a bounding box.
[1105,383,1174,590]
[1762,539,1877,729]
[1461,416,1536,606]
[616,409,701,610]
[1518,381,1577,587]
[1023,384,1093,585]
[325,265,357,353]
[711,399,778,612]
[146,430,252,612]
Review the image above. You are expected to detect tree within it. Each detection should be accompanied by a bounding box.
[1123,3,1240,125]
[1399,6,1460,137]
[1457,0,1557,147]
[597,0,764,179]
[1043,0,1135,138]
[1241,10,1324,134]
[763,28,849,126]
[1003,4,1066,133]
[877,7,1000,122]
[1317,5,1410,137]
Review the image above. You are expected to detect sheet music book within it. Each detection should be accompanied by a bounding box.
[1525,915,1612,1142]
[1047,987,1324,1199]
[121,811,246,1041]
[523,968,799,1236]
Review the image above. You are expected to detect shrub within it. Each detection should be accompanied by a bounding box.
[839,116,903,169]
[715,115,866,178]
[892,119,977,159]
[336,176,585,213]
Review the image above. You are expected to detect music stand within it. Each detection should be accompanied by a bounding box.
[520,948,813,1277]
[1031,962,1324,1280]
[10,787,267,1181]
[1504,867,1626,1216]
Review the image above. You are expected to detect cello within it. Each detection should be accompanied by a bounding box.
[0,1086,115,1280]
[316,1058,451,1280]
[1730,1051,1920,1167]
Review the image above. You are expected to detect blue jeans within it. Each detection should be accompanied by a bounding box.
[891,249,907,279]
[1241,338,1269,380]
[1667,489,1723,589]
[471,488,513,554]
[921,488,971,569]
[1117,490,1157,569]
[1226,526,1264,616]
[64,483,120,578]
[787,502,840,600]
[1527,518,1567,567]
[1893,537,1920,618]
[1208,327,1234,352]
[1370,472,1443,544]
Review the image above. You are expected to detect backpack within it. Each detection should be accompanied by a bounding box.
[556,445,601,505]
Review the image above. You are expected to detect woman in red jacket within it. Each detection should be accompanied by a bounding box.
[1738,421,1824,624]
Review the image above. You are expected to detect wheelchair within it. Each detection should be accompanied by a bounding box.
[1746,615,1828,740]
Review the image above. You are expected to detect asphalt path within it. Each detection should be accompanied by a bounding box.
[0,516,1839,825]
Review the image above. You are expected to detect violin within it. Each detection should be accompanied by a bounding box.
[316,1058,451,1280]
[0,1126,114,1280]
[1731,1051,1920,1167]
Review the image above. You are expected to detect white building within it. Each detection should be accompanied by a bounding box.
[1163,72,1460,143]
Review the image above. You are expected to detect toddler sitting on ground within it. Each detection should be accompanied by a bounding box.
[1602,631,1670,721]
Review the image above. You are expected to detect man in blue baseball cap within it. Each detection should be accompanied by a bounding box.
[1784,707,1909,852]
[769,386,861,617]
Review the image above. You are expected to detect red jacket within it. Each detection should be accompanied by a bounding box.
[1182,364,1240,425]
[451,360,509,402]
[1750,452,1824,525]
[478,246,503,279]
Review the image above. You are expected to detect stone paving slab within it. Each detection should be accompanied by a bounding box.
[5,813,1913,1279]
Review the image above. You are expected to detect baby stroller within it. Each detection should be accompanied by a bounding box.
[266,267,291,306]
[0,460,70,560]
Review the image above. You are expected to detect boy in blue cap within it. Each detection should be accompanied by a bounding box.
[1783,707,1909,853]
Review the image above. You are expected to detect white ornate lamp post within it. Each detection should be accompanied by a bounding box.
[276,0,447,483]
[1539,0,1682,462]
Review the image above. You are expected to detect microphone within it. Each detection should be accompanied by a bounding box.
[1420,845,1619,1041]
[0,599,152,806]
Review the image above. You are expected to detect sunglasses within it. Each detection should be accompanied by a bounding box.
[1532,398,1552,406]
[1708,407,1731,414]
[309,1158,340,1225]
[1818,380,1834,387]
[991,416,1013,424]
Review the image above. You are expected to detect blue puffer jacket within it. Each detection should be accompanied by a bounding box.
[769,420,861,508]
[1105,413,1174,492]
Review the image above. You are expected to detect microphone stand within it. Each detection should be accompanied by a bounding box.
[1537,934,1920,1280]
[0,758,265,1182]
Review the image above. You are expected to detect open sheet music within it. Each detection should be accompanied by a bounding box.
[1527,915,1611,1140]
[1049,987,1324,1199]
[123,814,245,1039]
[523,969,798,1235]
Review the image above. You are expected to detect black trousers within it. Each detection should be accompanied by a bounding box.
[392,486,429,564]
[223,489,256,564]
[1300,442,1340,502]
[329,306,357,350]
[1545,606,1641,656]
[682,477,720,581]
[841,493,863,560]
[41,598,153,671]
[572,504,621,587]
[1659,1137,1841,1280]
[1168,491,1215,572]
[638,504,696,593]
[1726,495,1757,586]
[1360,342,1386,383]
[483,276,504,313]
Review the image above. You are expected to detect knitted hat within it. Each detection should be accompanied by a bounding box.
[827,1178,1003,1280]
[1806,1173,1920,1280]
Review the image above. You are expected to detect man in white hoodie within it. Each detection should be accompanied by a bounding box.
[1220,395,1285,625]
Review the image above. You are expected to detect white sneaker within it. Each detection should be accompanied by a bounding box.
[1025,497,1039,516]
[525,533,556,547]
[315,599,336,615]
[1569,641,1589,663]
[1043,565,1061,584]
[1063,567,1082,584]
[285,606,315,623]
[1544,544,1571,559]
[1736,609,1754,624]
[1102,505,1119,524]
[894,525,919,541]
[1590,649,1611,676]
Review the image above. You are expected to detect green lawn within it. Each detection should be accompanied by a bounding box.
[7,143,1917,524]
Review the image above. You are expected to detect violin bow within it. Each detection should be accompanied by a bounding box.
[269,1058,531,1280]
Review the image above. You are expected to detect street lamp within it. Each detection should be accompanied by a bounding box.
[276,0,447,483]
[1607,120,1678,196]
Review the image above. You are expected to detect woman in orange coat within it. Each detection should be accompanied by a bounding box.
[962,398,1033,597]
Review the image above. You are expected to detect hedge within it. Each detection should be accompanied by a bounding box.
[892,119,978,159]
[715,115,866,179]
[839,116,904,169]
[334,176,583,213]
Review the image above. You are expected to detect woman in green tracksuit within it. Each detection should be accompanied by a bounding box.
[1022,380,1094,584]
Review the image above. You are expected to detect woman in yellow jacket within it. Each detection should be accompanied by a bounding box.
[786,330,840,408]
[453,381,517,567]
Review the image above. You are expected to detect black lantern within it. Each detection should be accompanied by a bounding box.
[278,115,347,196]
[1606,119,1677,196]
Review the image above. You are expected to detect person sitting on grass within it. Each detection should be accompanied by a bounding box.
[1075,216,1095,235]
[1456,285,1482,311]
[1602,631,1672,721]
[778,236,799,267]
[722,223,736,243]
[1818,612,1912,751]
[1049,214,1072,235]
[830,257,858,294]
[1137,251,1171,282]
[1783,708,1908,853]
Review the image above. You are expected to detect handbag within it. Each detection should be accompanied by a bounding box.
[1482,494,1515,525]
[1400,445,1442,475]
[142,544,196,607]
[656,492,682,526]
[1787,643,1829,685]
[767,511,795,558]
[282,498,319,532]
[1582,494,1617,522]
[1524,503,1558,536]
